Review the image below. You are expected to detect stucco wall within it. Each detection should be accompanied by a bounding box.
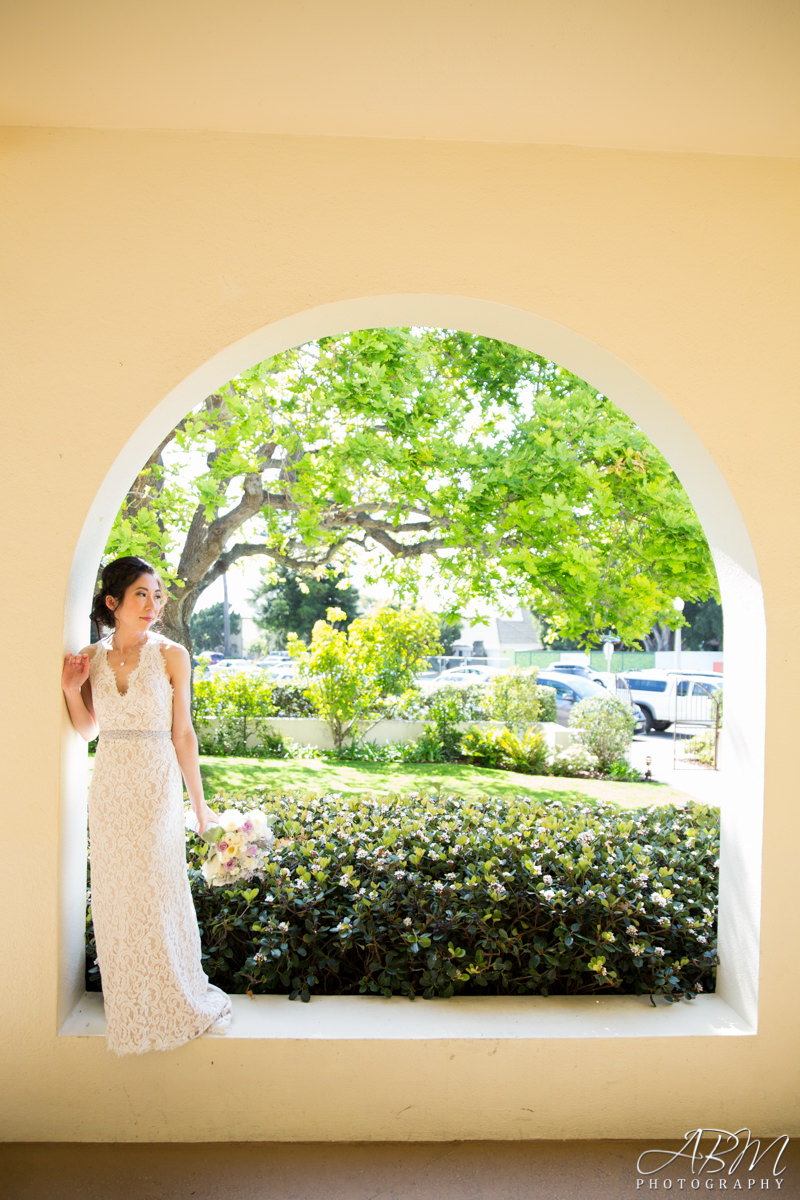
[2,128,798,1140]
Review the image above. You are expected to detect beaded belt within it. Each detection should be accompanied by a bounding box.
[101,730,172,740]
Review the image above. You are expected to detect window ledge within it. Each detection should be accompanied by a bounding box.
[60,990,754,1042]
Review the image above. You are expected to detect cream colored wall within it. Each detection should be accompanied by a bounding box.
[2,128,798,1140]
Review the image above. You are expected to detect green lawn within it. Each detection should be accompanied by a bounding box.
[199,755,697,809]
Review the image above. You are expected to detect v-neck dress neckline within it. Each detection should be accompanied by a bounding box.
[102,633,149,698]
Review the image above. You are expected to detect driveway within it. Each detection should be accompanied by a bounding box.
[628,730,723,806]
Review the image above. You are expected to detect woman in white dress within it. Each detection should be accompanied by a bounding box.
[62,556,231,1055]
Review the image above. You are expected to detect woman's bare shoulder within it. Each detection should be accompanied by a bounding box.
[154,635,190,662]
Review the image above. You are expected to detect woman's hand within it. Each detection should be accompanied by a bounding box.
[193,802,218,838]
[62,653,90,696]
[62,650,98,741]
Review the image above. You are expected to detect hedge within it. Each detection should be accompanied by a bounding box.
[87,789,720,1003]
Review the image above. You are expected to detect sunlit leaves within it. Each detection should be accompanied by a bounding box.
[106,327,717,644]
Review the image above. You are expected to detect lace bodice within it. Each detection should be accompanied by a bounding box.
[90,632,173,732]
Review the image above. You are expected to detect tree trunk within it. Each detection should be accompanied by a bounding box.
[642,622,674,653]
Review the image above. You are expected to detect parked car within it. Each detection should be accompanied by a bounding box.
[261,663,297,682]
[621,670,722,733]
[549,661,608,686]
[426,664,507,690]
[537,670,646,733]
[207,657,263,678]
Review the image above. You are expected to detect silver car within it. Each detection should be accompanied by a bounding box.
[537,670,646,733]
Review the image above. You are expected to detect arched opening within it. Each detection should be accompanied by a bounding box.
[61,295,764,1036]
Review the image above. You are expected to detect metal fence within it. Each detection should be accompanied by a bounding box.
[671,678,722,770]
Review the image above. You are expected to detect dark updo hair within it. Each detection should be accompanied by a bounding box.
[90,556,162,632]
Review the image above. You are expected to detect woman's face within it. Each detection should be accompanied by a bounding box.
[107,572,164,630]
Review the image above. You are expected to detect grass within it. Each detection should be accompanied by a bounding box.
[198,755,697,809]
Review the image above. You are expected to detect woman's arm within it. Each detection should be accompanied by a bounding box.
[62,649,99,742]
[164,643,216,836]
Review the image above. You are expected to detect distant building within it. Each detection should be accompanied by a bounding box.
[452,606,541,662]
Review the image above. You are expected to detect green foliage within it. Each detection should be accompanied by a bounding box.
[682,598,723,651]
[438,617,462,655]
[251,567,360,646]
[328,739,412,764]
[682,732,717,766]
[416,686,477,762]
[289,606,442,750]
[108,328,718,648]
[256,726,297,760]
[460,726,549,774]
[188,603,241,653]
[270,682,317,717]
[350,606,443,697]
[548,745,600,777]
[173,790,719,1002]
[192,673,277,756]
[484,668,556,731]
[568,696,637,774]
[606,759,645,782]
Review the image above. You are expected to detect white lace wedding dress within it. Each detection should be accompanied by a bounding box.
[88,632,231,1054]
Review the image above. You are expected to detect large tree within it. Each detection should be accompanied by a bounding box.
[106,328,718,650]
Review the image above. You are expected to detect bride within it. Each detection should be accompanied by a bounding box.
[62,555,231,1055]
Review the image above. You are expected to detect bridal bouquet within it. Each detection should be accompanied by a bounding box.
[187,807,275,887]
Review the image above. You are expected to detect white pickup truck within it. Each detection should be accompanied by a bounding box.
[620,670,722,733]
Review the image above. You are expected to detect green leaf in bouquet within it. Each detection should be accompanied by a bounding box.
[202,825,225,844]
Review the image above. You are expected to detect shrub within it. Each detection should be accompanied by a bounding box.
[484,668,557,730]
[568,695,637,774]
[547,744,600,777]
[256,726,316,760]
[416,686,471,761]
[530,684,558,725]
[289,606,442,751]
[460,725,549,774]
[175,789,718,1002]
[192,673,277,756]
[682,731,717,765]
[376,682,491,723]
[328,739,409,764]
[271,682,317,717]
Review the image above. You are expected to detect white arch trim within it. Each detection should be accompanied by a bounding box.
[62,295,764,1040]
